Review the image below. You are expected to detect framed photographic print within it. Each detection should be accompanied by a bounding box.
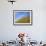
[13,10,32,25]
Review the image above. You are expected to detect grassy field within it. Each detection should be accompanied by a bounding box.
[15,16,31,23]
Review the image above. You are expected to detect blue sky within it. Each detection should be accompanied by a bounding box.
[15,12,30,19]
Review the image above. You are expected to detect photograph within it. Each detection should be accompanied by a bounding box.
[13,10,32,25]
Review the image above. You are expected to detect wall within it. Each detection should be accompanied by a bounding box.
[0,0,46,42]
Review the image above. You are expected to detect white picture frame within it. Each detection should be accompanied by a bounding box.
[13,10,32,25]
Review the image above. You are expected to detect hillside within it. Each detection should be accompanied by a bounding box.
[15,16,31,23]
